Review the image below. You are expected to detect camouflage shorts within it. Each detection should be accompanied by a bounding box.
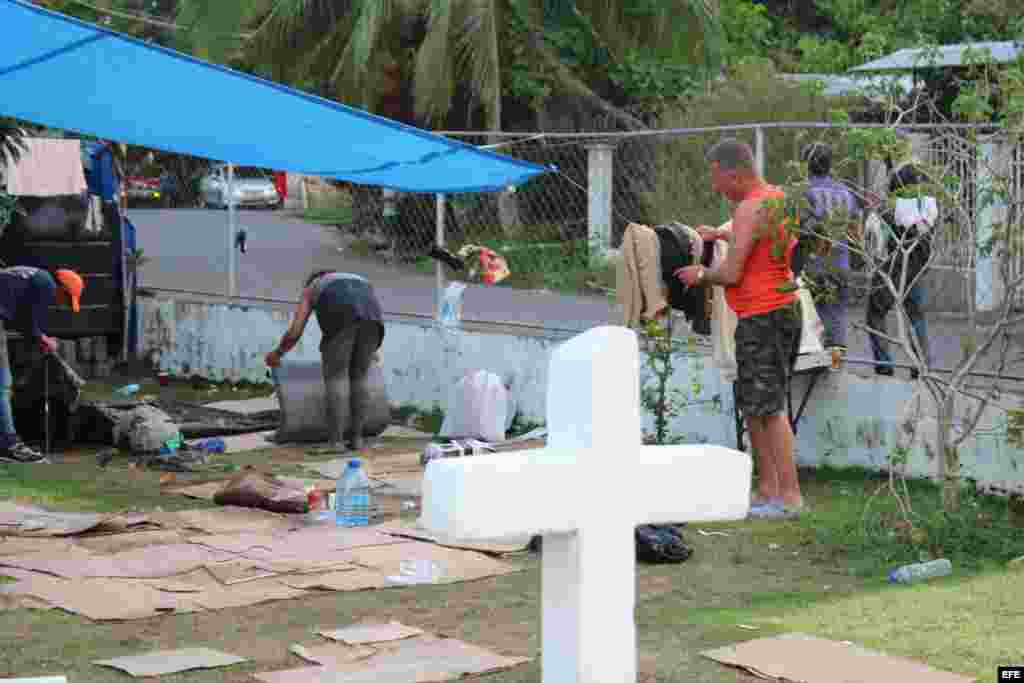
[734,301,802,418]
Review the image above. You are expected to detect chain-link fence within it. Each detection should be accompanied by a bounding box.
[135,122,1024,326]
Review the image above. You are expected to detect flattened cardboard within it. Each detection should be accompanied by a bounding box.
[74,530,184,554]
[93,647,247,677]
[0,537,76,557]
[289,642,377,667]
[169,481,227,501]
[171,477,336,502]
[0,504,110,537]
[0,545,95,577]
[377,520,528,555]
[159,506,295,534]
[2,543,233,579]
[278,568,388,592]
[372,473,423,498]
[343,541,521,584]
[0,592,52,611]
[701,633,976,683]
[257,636,528,683]
[3,575,199,621]
[204,560,279,585]
[319,622,425,645]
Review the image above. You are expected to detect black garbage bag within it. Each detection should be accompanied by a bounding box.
[635,524,693,564]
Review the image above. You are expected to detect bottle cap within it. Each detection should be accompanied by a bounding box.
[348,459,362,468]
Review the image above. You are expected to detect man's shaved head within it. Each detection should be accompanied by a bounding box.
[706,138,756,172]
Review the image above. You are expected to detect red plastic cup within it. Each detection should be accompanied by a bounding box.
[158,372,170,387]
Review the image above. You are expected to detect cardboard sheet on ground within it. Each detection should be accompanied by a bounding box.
[701,633,976,683]
[289,642,377,668]
[74,530,184,554]
[277,567,386,592]
[190,525,407,558]
[2,574,200,620]
[0,537,76,556]
[254,636,529,683]
[0,543,234,579]
[0,503,106,537]
[320,622,425,645]
[204,396,280,414]
[377,519,529,555]
[372,473,423,498]
[140,568,307,610]
[0,504,156,538]
[171,477,337,502]
[204,559,280,585]
[158,506,296,534]
[343,541,521,584]
[93,648,247,677]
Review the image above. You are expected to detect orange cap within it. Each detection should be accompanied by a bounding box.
[54,269,84,313]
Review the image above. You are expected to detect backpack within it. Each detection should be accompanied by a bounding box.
[635,524,693,564]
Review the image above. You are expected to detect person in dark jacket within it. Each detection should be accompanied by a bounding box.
[866,163,935,379]
[0,267,84,463]
[266,271,385,450]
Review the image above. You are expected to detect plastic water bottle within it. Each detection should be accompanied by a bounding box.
[888,558,952,584]
[336,459,372,527]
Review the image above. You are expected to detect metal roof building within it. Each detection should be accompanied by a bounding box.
[850,40,1022,72]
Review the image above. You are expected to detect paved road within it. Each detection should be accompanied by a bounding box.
[131,208,616,330]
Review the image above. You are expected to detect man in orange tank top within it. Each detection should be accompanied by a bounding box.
[674,139,805,518]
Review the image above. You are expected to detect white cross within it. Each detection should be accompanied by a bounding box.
[421,325,751,683]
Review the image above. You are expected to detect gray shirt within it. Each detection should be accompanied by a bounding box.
[308,272,384,352]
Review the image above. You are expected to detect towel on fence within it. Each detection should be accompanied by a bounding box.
[616,222,668,327]
[5,138,87,197]
[710,230,738,382]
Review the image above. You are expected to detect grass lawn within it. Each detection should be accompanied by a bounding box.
[299,206,354,226]
[0,452,1019,681]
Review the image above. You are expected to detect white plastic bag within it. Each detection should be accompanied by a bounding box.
[439,370,509,442]
[796,279,825,354]
[438,282,468,330]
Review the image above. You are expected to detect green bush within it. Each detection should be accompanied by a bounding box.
[799,466,1024,576]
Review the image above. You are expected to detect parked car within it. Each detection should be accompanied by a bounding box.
[124,174,162,205]
[198,164,281,209]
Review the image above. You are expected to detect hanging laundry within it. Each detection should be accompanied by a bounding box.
[5,138,87,197]
[456,244,511,285]
[654,222,713,335]
[616,222,668,327]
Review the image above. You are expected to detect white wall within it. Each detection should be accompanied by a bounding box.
[139,294,1024,496]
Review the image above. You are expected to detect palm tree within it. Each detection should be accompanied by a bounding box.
[177,0,723,132]
[0,118,27,165]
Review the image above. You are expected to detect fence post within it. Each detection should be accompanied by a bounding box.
[586,142,614,265]
[976,141,1008,312]
[754,126,765,178]
[227,162,237,298]
[436,193,446,318]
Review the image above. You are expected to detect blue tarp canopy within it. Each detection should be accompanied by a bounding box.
[0,0,548,193]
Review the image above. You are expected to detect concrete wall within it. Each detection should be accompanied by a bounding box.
[139,293,1024,496]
